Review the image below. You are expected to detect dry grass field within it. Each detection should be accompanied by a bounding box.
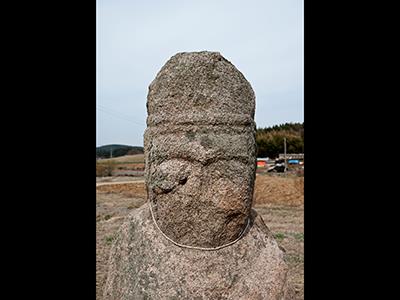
[96,154,145,177]
[98,154,145,163]
[96,173,304,299]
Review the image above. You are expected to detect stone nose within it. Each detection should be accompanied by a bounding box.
[151,172,189,195]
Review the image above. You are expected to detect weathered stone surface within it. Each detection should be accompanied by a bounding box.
[104,204,291,300]
[145,51,257,248]
[104,51,290,299]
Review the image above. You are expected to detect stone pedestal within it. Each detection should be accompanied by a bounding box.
[104,204,290,299]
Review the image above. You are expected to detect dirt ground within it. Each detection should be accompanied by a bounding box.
[96,173,304,299]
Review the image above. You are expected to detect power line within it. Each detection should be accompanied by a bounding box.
[96,105,145,126]
[97,104,142,121]
[97,103,138,119]
[97,104,146,126]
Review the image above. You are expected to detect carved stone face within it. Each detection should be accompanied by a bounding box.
[144,51,256,248]
[145,128,256,248]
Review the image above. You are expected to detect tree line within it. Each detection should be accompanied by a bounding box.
[256,122,304,158]
[96,144,144,159]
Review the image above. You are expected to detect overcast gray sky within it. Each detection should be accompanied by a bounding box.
[96,0,303,147]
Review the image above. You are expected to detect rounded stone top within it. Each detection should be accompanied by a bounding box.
[146,51,255,127]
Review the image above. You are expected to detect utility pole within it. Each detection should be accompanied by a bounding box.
[110,147,113,158]
[284,137,287,172]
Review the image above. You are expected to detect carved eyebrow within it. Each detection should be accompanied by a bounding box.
[153,155,252,167]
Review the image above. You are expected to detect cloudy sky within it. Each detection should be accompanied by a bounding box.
[96,0,303,147]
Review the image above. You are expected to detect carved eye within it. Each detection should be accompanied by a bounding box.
[178,177,187,185]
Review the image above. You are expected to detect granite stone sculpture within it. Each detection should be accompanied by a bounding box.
[104,51,290,299]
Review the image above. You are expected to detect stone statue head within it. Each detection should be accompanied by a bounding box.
[144,51,256,248]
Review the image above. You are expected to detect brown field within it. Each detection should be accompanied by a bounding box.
[114,163,145,170]
[97,154,145,177]
[98,154,145,163]
[96,173,304,299]
[254,174,304,206]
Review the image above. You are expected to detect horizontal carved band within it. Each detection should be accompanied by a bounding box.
[147,113,255,127]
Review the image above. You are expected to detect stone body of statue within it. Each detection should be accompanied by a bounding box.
[104,51,291,300]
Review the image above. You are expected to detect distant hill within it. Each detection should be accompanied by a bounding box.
[256,122,304,158]
[96,144,144,159]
